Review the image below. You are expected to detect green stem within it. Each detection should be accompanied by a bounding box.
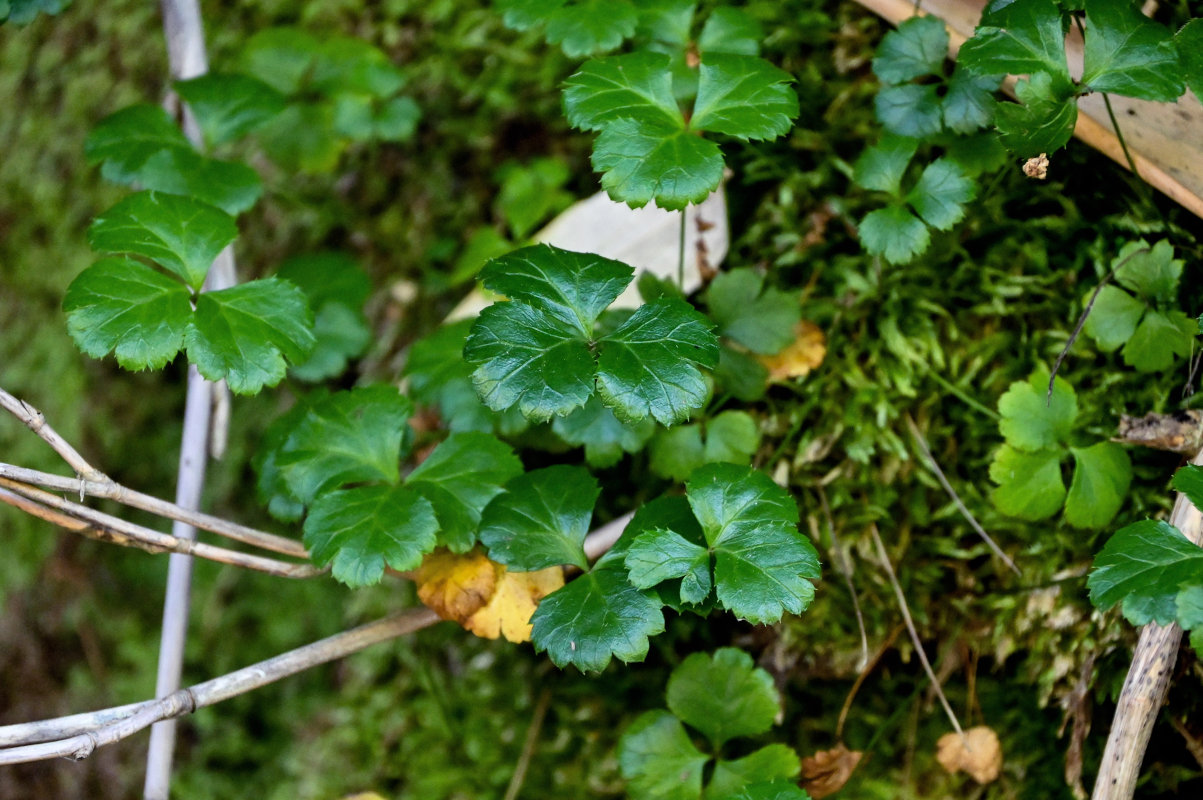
[678,206,687,290]
[922,369,1000,420]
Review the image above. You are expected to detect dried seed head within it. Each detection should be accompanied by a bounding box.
[1023,153,1050,180]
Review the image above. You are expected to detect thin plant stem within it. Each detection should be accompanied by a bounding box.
[677,206,687,289]
[921,369,1000,420]
[503,687,552,800]
[0,387,107,482]
[818,486,869,669]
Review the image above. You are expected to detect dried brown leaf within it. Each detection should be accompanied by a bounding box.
[935,725,1003,784]
[800,742,862,798]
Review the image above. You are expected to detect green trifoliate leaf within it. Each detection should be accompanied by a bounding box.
[277,386,414,504]
[85,105,191,182]
[552,396,656,468]
[563,52,683,132]
[989,445,1065,520]
[304,486,438,587]
[858,205,930,265]
[592,117,725,209]
[1064,442,1131,529]
[625,528,712,605]
[405,320,497,433]
[1172,464,1203,514]
[995,72,1079,157]
[687,464,819,623]
[718,781,811,800]
[690,54,798,140]
[545,0,638,57]
[278,253,372,382]
[872,15,949,84]
[705,746,801,800]
[1178,19,1203,106]
[905,159,976,231]
[697,7,763,56]
[649,411,761,483]
[132,147,264,216]
[1082,0,1182,102]
[1114,239,1182,304]
[530,564,666,671]
[405,433,523,553]
[496,158,573,240]
[1122,310,1196,372]
[596,297,720,424]
[703,269,801,354]
[175,73,287,147]
[1089,519,1203,625]
[87,191,237,291]
[875,83,943,139]
[959,0,1070,84]
[62,258,192,370]
[1083,285,1145,352]
[997,370,1076,451]
[186,278,315,394]
[942,70,1000,134]
[853,135,917,196]
[668,647,779,747]
[479,465,599,571]
[618,711,709,800]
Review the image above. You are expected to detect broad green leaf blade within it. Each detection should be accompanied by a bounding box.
[1122,309,1196,372]
[278,253,373,382]
[1178,19,1203,105]
[479,244,633,331]
[1081,285,1145,352]
[989,445,1065,520]
[530,565,666,671]
[942,69,1001,134]
[698,7,763,56]
[691,54,798,140]
[705,745,802,800]
[687,464,819,623]
[1113,239,1181,304]
[958,0,1070,83]
[852,135,918,195]
[1172,465,1203,514]
[1089,519,1203,625]
[87,191,238,291]
[905,159,976,231]
[546,0,638,57]
[552,396,656,468]
[240,27,323,94]
[596,297,720,424]
[995,72,1079,157]
[875,83,943,138]
[872,15,949,84]
[405,433,523,552]
[1082,0,1182,102]
[303,485,438,587]
[84,104,191,181]
[618,711,709,800]
[62,258,191,370]
[278,385,414,503]
[592,118,725,210]
[625,528,712,604]
[186,278,315,394]
[464,301,596,421]
[405,319,498,433]
[1177,585,1203,631]
[1064,443,1131,529]
[858,205,930,265]
[254,398,315,522]
[649,411,761,482]
[175,73,288,147]
[288,303,372,382]
[562,51,683,132]
[997,370,1076,451]
[131,147,264,216]
[479,465,600,570]
[667,648,779,747]
[703,411,762,463]
[703,269,801,354]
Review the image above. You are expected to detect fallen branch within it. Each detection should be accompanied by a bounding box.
[0,387,106,482]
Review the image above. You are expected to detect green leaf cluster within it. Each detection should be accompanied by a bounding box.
[648,410,760,482]
[175,28,420,171]
[464,244,719,425]
[988,370,1131,528]
[258,386,523,585]
[617,648,805,800]
[277,253,373,382]
[852,136,977,265]
[63,191,316,394]
[1081,240,1196,372]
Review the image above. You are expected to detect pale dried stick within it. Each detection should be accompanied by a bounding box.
[0,387,106,482]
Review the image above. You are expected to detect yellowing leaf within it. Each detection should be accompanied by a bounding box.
[415,548,564,643]
[758,320,826,382]
[340,794,389,800]
[800,743,862,799]
[935,726,1002,784]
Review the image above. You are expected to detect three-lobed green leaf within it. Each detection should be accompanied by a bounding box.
[480,465,600,571]
[1089,520,1203,626]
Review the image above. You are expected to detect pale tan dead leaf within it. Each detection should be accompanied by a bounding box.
[340,793,389,800]
[415,549,564,643]
[759,321,827,382]
[800,742,862,798]
[936,725,1003,784]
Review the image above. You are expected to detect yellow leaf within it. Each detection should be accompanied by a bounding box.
[415,549,564,643]
[935,726,1003,784]
[758,320,826,382]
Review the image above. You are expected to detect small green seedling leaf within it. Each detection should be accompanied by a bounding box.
[697,7,763,56]
[278,253,373,382]
[942,69,1000,134]
[552,396,656,468]
[87,191,238,291]
[705,747,802,800]
[175,73,288,146]
[1064,442,1132,529]
[667,648,779,748]
[719,781,811,800]
[997,370,1076,452]
[618,710,709,800]
[85,104,192,182]
[989,445,1066,520]
[994,72,1078,157]
[1082,0,1182,102]
[691,54,798,140]
[649,411,761,483]
[858,205,930,265]
[703,269,801,354]
[496,158,574,240]
[875,83,943,139]
[406,433,523,553]
[480,465,600,571]
[853,135,918,196]
[497,0,639,56]
[626,528,712,605]
[1082,285,1145,351]
[563,52,683,132]
[1114,239,1183,304]
[1089,519,1203,625]
[905,159,976,231]
[592,117,725,209]
[872,15,949,84]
